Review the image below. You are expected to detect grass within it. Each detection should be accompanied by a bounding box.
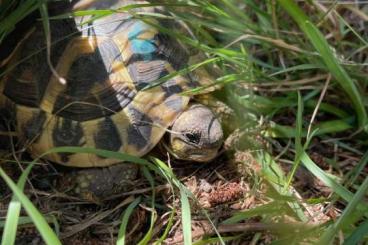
[0,166,61,245]
[0,0,368,244]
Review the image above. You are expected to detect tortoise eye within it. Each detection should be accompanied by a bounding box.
[185,132,201,144]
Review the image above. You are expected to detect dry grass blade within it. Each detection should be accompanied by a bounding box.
[60,196,135,239]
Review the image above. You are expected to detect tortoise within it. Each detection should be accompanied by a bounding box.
[0,0,223,200]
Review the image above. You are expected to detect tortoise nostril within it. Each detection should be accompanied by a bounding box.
[185,132,201,144]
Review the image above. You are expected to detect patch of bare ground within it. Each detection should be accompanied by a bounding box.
[0,126,340,244]
[0,145,273,244]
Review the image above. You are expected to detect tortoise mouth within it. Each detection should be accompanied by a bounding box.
[183,148,219,162]
[169,137,221,162]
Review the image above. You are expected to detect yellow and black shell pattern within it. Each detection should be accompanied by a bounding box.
[1,1,203,167]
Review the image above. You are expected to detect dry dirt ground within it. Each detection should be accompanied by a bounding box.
[0,126,343,244]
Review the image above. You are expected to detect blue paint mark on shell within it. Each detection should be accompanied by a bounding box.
[128,22,157,61]
[131,40,156,55]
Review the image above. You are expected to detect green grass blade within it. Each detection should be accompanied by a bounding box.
[286,92,303,187]
[222,202,285,224]
[117,197,141,245]
[319,177,368,244]
[1,201,22,245]
[151,157,183,187]
[180,186,192,245]
[300,152,368,215]
[345,150,368,187]
[0,215,56,228]
[1,163,34,245]
[0,0,39,43]
[0,168,61,245]
[153,209,176,244]
[254,151,307,222]
[344,219,368,245]
[137,167,156,245]
[39,146,151,166]
[269,64,324,76]
[142,57,220,91]
[151,158,193,244]
[277,0,367,128]
[305,100,349,119]
[264,118,354,138]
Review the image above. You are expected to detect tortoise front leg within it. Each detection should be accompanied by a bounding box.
[59,163,139,203]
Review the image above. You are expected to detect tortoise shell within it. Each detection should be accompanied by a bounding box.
[1,0,213,167]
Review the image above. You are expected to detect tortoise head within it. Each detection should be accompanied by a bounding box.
[169,103,223,162]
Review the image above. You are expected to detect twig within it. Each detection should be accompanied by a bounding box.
[307,74,331,139]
